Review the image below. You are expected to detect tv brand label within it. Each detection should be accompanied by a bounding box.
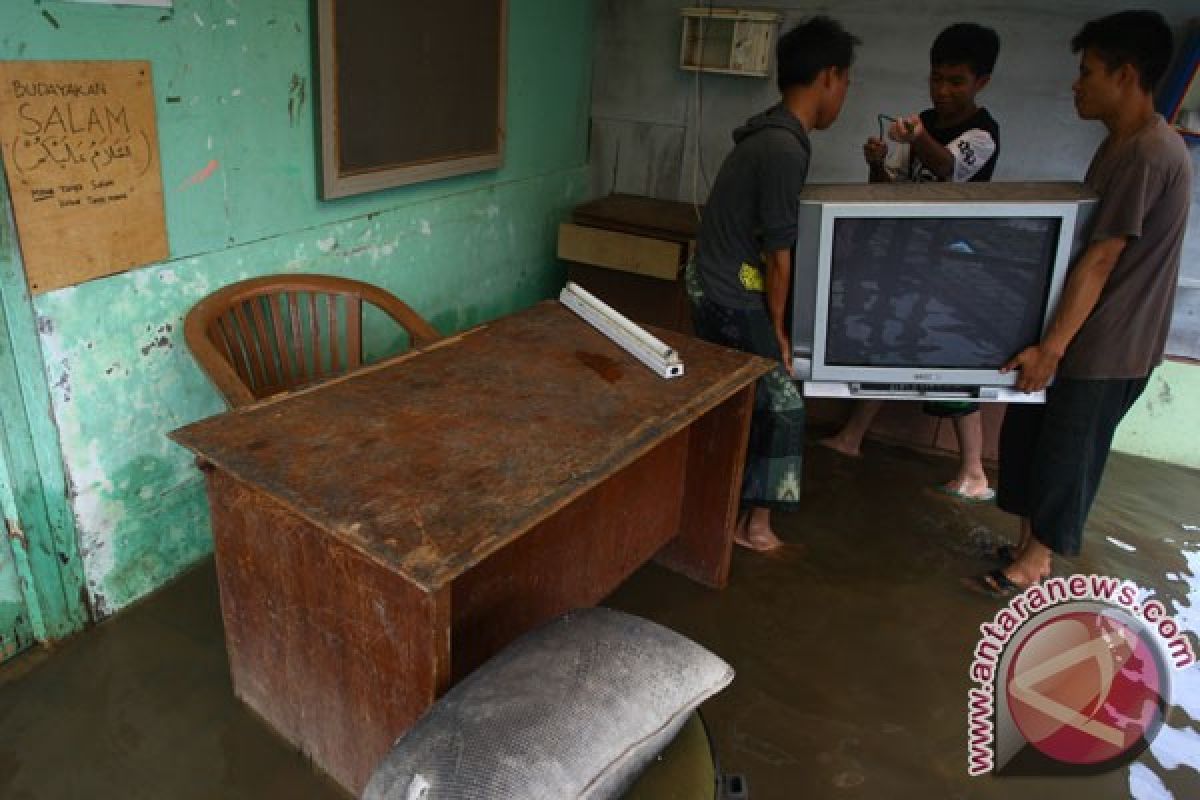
[967,575,1195,778]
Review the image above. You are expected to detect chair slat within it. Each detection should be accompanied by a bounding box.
[232,302,268,390]
[308,293,321,379]
[327,293,341,375]
[212,316,251,388]
[217,312,255,390]
[248,296,280,390]
[270,293,295,386]
[347,298,363,370]
[288,292,306,385]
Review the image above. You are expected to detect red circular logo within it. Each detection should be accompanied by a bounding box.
[1005,609,1167,766]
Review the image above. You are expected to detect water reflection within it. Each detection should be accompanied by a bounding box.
[1130,544,1200,799]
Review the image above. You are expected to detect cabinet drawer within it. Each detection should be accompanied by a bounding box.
[557,223,685,281]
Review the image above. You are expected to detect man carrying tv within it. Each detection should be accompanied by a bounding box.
[687,16,860,551]
[969,10,1192,597]
[821,23,1002,505]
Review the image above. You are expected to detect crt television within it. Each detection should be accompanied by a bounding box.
[791,182,1097,403]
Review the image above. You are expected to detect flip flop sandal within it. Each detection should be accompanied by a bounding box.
[991,544,1018,567]
[935,482,996,504]
[962,568,1023,599]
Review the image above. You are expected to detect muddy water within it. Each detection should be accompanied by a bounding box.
[0,441,1196,799]
[0,565,348,800]
[607,443,1200,800]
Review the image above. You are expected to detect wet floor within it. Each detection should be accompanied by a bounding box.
[1,438,1197,799]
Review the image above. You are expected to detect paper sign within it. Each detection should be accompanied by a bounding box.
[0,61,168,294]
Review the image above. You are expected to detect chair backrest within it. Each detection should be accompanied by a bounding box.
[184,274,441,408]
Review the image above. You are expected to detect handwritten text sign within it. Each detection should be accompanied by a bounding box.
[0,61,168,294]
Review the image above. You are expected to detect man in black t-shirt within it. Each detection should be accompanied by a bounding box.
[874,23,1001,184]
[821,23,1002,504]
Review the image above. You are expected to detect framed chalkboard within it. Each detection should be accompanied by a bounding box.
[316,0,507,199]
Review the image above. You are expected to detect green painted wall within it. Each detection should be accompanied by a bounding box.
[0,0,593,619]
[1,446,34,662]
[1113,360,1200,470]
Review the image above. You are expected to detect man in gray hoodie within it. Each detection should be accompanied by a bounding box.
[687,16,860,550]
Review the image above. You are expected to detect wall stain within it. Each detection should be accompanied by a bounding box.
[180,159,220,190]
[53,358,71,403]
[41,10,59,29]
[5,516,26,547]
[140,324,174,356]
[1158,381,1173,406]
[287,74,307,127]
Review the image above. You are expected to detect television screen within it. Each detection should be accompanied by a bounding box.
[825,217,1062,369]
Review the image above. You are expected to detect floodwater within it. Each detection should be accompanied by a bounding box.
[0,439,1196,799]
[607,441,1200,799]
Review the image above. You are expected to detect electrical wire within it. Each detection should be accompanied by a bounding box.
[691,0,717,222]
[877,113,897,141]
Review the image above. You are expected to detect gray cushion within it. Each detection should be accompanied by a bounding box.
[362,607,734,800]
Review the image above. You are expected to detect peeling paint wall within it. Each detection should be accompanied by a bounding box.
[0,0,593,618]
[1113,360,1200,470]
[1,450,33,661]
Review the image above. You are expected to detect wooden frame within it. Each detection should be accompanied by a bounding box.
[316,0,508,199]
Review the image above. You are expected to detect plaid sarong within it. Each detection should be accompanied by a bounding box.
[685,262,804,512]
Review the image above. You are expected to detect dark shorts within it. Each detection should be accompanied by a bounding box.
[922,400,980,418]
[996,375,1149,556]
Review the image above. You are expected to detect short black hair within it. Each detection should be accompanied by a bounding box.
[776,16,860,92]
[930,23,1000,77]
[1071,11,1173,92]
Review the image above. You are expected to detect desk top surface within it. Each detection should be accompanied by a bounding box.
[172,301,772,592]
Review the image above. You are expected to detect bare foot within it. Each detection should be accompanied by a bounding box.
[734,509,784,552]
[1004,541,1053,587]
[819,435,861,458]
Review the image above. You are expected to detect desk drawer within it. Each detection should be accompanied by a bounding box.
[557,222,686,281]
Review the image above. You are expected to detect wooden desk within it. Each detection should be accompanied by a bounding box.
[170,301,772,794]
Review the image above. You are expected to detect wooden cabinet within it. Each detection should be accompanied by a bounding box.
[558,194,700,334]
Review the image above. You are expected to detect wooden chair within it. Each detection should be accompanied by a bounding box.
[185,274,441,408]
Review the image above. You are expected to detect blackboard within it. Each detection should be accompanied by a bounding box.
[316,0,507,199]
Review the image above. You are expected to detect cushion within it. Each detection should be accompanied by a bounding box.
[361,607,734,800]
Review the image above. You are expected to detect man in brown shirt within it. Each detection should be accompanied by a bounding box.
[969,10,1192,597]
